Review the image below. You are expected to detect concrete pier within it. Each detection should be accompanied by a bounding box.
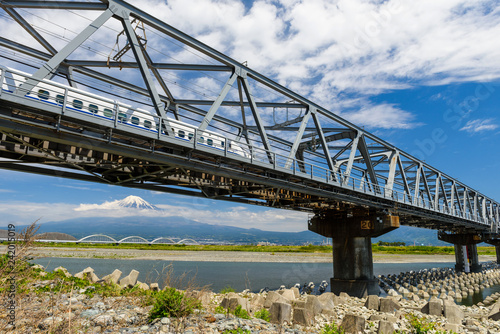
[438,232,482,273]
[309,208,399,297]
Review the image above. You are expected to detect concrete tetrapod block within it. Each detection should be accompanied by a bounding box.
[341,314,365,334]
[102,269,122,285]
[149,283,159,291]
[305,295,324,316]
[291,287,300,299]
[443,303,463,324]
[293,307,313,326]
[136,281,150,290]
[264,291,290,308]
[377,320,395,334]
[270,302,291,325]
[250,294,266,312]
[421,299,442,316]
[220,296,249,312]
[280,289,296,301]
[54,266,72,278]
[318,292,339,310]
[364,295,380,310]
[488,300,500,320]
[119,269,139,288]
[379,298,400,313]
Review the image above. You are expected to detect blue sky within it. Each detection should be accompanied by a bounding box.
[1,0,500,232]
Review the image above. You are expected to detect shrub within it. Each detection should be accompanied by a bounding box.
[149,287,201,319]
[254,308,270,322]
[321,322,345,334]
[220,285,235,294]
[233,305,250,319]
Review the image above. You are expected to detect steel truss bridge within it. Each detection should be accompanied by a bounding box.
[0,0,499,281]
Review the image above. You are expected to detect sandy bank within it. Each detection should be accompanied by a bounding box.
[2,245,496,263]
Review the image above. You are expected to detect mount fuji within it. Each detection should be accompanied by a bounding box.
[114,195,160,211]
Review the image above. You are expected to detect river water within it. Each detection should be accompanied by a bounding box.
[32,258,500,306]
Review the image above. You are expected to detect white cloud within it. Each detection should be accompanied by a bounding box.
[341,103,421,130]
[460,118,499,133]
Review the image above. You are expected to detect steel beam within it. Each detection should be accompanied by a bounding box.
[15,8,113,95]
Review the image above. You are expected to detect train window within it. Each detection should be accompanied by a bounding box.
[207,139,213,146]
[56,94,64,105]
[72,99,83,109]
[228,142,232,149]
[89,104,98,114]
[221,141,225,148]
[178,130,185,138]
[103,108,113,118]
[131,116,140,125]
[38,89,49,100]
[144,120,152,129]
[118,112,127,122]
[188,133,194,140]
[198,136,204,144]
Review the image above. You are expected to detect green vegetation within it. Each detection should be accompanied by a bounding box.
[148,287,201,320]
[214,304,250,319]
[254,308,270,322]
[405,314,456,334]
[31,241,333,253]
[233,305,250,319]
[377,241,406,246]
[321,322,345,334]
[220,285,236,294]
[222,329,251,334]
[26,240,497,255]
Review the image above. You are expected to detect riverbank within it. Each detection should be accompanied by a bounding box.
[3,261,500,333]
[2,245,496,263]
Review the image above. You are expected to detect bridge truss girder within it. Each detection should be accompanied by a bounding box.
[0,0,498,236]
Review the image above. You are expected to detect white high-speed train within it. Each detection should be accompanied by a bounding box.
[0,66,250,158]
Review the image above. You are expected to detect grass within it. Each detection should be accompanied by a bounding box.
[26,241,498,255]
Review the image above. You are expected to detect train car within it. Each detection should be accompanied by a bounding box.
[0,66,250,158]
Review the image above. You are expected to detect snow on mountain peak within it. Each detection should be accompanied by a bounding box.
[115,195,159,210]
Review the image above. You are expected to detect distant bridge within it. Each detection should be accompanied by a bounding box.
[0,234,200,245]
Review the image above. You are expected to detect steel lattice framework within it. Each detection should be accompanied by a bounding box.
[0,0,498,238]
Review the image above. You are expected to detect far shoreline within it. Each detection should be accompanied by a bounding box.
[3,245,496,264]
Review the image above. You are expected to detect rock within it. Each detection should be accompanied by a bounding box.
[378,320,395,334]
[292,307,313,326]
[269,302,291,325]
[305,295,323,316]
[341,313,365,334]
[379,298,400,313]
[421,300,442,316]
[444,323,460,333]
[369,314,383,321]
[94,314,113,326]
[102,269,122,285]
[119,269,139,288]
[264,291,290,308]
[364,295,380,310]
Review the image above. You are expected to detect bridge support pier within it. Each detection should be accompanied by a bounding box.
[438,232,482,273]
[309,209,399,297]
